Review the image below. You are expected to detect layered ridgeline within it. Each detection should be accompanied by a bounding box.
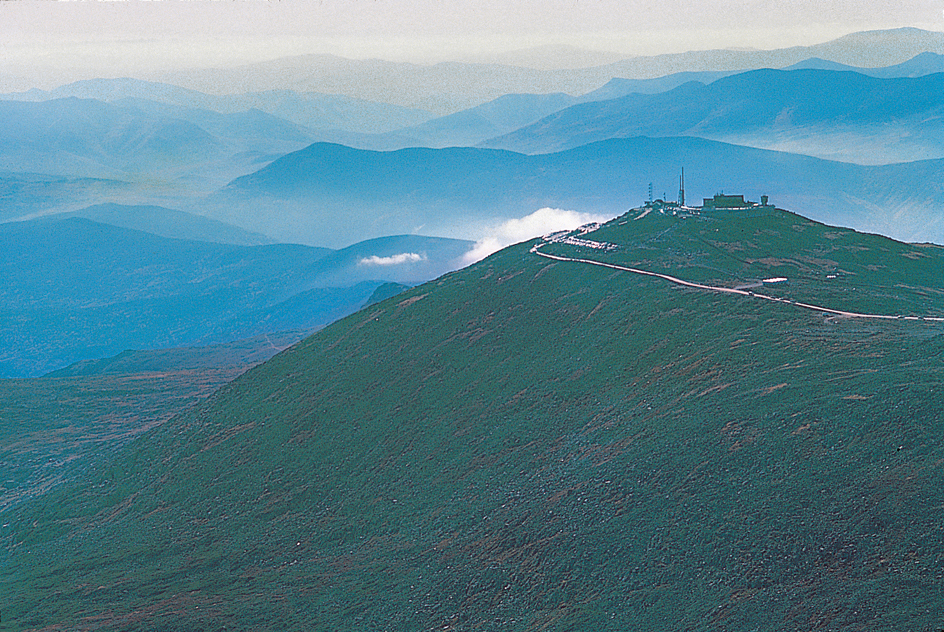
[206,138,944,247]
[0,97,322,186]
[154,28,944,113]
[58,203,274,245]
[6,205,943,630]
[4,65,944,249]
[1,78,434,134]
[483,69,944,164]
[0,217,471,377]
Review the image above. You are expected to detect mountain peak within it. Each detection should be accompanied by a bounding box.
[10,207,943,630]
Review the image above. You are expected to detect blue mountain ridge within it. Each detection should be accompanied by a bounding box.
[151,28,944,113]
[481,69,944,160]
[0,78,434,134]
[0,217,473,377]
[59,203,275,245]
[208,137,944,248]
[0,97,323,185]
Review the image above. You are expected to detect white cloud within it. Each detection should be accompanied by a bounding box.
[359,252,427,266]
[461,207,615,265]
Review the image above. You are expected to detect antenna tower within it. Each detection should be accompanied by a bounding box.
[678,167,685,207]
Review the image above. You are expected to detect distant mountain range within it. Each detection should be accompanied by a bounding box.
[0,217,472,376]
[205,138,944,248]
[7,56,938,172]
[384,92,581,149]
[0,171,134,222]
[315,57,944,152]
[59,203,274,245]
[9,207,942,630]
[0,73,744,156]
[482,69,944,164]
[785,50,944,77]
[0,97,320,186]
[4,66,943,251]
[577,51,944,102]
[577,70,736,101]
[1,77,434,134]
[154,28,944,114]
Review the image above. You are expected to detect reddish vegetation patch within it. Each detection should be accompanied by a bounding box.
[29,591,228,631]
[581,432,647,466]
[900,250,929,260]
[720,420,760,452]
[709,586,760,626]
[698,383,732,397]
[585,297,611,321]
[201,422,257,453]
[397,293,428,308]
[496,270,525,284]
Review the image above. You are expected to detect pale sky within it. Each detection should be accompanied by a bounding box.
[1,0,943,87]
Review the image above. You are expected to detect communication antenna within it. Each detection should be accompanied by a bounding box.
[648,182,653,203]
[678,167,685,207]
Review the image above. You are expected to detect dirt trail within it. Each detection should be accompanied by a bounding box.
[530,240,944,323]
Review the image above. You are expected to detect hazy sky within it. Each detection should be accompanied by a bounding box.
[2,0,943,86]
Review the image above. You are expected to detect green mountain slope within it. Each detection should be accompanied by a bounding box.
[5,207,942,631]
[45,330,309,379]
[0,331,308,518]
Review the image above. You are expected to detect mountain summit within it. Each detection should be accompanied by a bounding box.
[6,206,943,630]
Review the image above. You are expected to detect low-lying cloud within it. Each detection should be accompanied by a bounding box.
[462,207,615,265]
[359,252,428,266]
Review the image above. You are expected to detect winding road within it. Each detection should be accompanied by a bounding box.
[530,238,944,323]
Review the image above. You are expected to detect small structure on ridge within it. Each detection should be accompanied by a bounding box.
[702,192,774,211]
[638,171,774,215]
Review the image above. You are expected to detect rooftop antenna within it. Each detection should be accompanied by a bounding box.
[678,167,685,207]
